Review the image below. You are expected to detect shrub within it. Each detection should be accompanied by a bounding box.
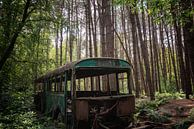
[174,119,193,129]
[189,108,194,121]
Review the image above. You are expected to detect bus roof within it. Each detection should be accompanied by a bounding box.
[35,58,131,82]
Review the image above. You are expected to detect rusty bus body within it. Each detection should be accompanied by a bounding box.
[34,58,135,129]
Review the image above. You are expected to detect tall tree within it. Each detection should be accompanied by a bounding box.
[104,0,114,57]
[181,0,193,98]
[127,6,140,98]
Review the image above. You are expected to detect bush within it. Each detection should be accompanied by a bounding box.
[136,92,184,113]
[155,92,184,105]
[0,91,46,129]
[189,108,194,121]
[0,111,45,129]
[174,119,193,129]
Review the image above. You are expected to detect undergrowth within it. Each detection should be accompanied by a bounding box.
[173,108,194,129]
[0,91,54,129]
[135,92,184,123]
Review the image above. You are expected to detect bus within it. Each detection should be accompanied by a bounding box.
[34,58,135,129]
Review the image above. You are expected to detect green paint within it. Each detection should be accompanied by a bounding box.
[45,92,65,113]
[75,60,97,68]
[119,60,131,68]
[75,59,131,69]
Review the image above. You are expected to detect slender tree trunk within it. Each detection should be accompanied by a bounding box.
[135,12,150,96]
[170,26,180,91]
[141,6,151,94]
[147,11,155,100]
[93,0,98,57]
[98,1,106,56]
[127,6,140,98]
[150,18,158,93]
[60,23,63,66]
[59,0,64,66]
[159,23,167,90]
[104,0,114,57]
[55,26,59,67]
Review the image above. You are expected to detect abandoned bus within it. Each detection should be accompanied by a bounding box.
[34,58,135,129]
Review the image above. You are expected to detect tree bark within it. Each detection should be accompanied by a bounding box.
[136,11,152,96]
[181,0,193,98]
[127,6,140,98]
[104,0,114,57]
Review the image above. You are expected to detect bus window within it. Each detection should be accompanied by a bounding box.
[47,79,52,92]
[118,72,128,94]
[98,74,117,92]
[99,75,108,92]
[80,79,85,91]
[93,77,97,91]
[76,79,81,91]
[76,77,97,91]
[51,79,55,92]
[83,77,91,91]
[59,76,63,92]
[62,81,64,92]
[109,74,117,91]
[67,80,71,91]
[55,76,61,92]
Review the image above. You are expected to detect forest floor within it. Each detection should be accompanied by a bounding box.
[133,99,194,129]
[38,98,194,129]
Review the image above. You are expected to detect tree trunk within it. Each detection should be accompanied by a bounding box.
[104,0,114,57]
[181,0,193,98]
[147,12,155,100]
[98,0,106,57]
[127,6,140,98]
[137,10,153,96]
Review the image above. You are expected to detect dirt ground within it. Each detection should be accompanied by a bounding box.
[133,99,194,129]
[159,99,194,117]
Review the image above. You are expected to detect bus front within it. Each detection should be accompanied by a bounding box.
[71,58,135,129]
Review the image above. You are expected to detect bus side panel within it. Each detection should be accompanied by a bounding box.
[45,92,65,113]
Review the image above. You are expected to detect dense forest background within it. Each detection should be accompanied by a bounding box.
[0,0,194,128]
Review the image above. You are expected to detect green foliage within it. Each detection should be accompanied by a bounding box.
[114,0,194,28]
[0,111,44,129]
[0,90,44,129]
[0,90,61,129]
[136,92,184,111]
[0,1,57,128]
[189,108,194,121]
[4,91,32,114]
[137,108,170,123]
[174,119,193,129]
[160,75,178,93]
[136,99,159,111]
[155,92,184,105]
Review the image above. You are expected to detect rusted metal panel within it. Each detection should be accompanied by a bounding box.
[116,95,135,116]
[76,94,133,100]
[76,100,89,121]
